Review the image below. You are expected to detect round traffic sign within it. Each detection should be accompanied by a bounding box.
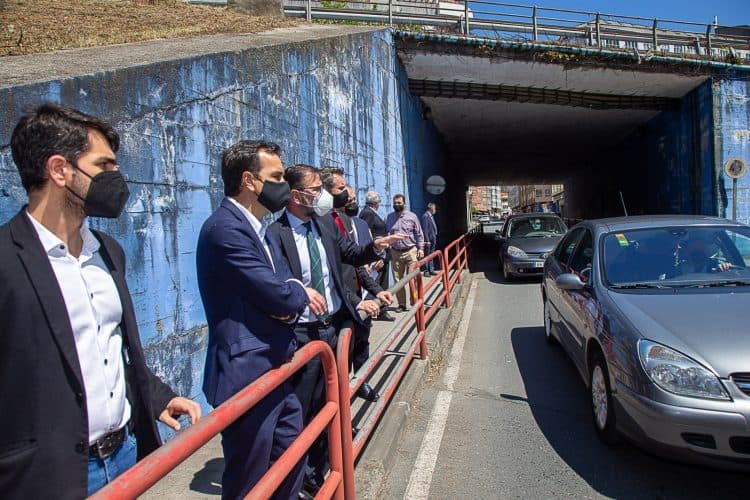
[425,175,447,195]
[724,157,747,179]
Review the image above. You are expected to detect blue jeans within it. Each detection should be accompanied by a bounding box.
[87,428,137,495]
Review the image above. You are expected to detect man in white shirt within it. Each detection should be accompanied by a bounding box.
[0,102,200,498]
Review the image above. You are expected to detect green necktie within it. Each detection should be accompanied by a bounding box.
[303,221,328,320]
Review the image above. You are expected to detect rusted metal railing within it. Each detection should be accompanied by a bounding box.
[90,229,477,499]
[282,0,750,64]
[90,341,344,500]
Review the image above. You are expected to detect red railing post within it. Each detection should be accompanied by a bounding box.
[415,268,428,359]
[440,250,451,308]
[336,327,356,500]
[457,236,465,284]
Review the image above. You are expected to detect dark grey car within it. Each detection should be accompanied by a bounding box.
[541,215,750,470]
[496,213,567,280]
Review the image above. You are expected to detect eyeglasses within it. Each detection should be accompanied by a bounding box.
[300,184,323,194]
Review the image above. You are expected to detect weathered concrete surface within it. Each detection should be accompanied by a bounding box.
[227,0,283,17]
[0,25,451,422]
[0,25,377,87]
[714,79,750,225]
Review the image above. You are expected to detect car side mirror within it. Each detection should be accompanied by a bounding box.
[555,273,586,290]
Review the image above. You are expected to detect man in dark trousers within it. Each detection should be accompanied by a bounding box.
[197,142,326,499]
[0,103,200,499]
[421,202,439,276]
[267,165,402,493]
[358,191,395,321]
[340,185,395,401]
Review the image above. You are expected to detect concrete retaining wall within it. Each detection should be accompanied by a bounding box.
[565,80,719,219]
[0,27,448,420]
[714,78,750,225]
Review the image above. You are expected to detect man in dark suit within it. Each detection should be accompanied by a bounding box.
[358,191,395,321]
[0,103,200,499]
[340,185,395,401]
[421,202,439,276]
[197,142,326,499]
[267,165,402,492]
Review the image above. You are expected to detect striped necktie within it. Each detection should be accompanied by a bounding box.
[303,221,328,320]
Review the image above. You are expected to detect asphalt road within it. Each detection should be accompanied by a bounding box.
[379,234,747,500]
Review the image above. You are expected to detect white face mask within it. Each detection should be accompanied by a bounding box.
[313,189,334,216]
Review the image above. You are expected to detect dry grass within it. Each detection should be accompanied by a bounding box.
[0,0,301,56]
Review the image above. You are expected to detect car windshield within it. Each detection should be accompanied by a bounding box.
[507,216,566,238]
[603,226,750,287]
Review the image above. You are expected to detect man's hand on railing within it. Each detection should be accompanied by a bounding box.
[376,290,394,306]
[159,397,202,431]
[357,299,381,318]
[373,232,407,251]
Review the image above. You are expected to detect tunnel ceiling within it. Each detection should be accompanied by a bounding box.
[398,49,711,185]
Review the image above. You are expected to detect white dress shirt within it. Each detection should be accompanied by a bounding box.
[27,213,130,444]
[227,197,275,270]
[287,213,342,322]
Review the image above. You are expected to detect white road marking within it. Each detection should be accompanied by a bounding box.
[404,280,479,500]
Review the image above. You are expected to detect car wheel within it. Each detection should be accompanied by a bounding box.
[590,352,619,445]
[543,299,556,345]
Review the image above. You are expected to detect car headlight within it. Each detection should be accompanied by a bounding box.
[638,340,730,400]
[506,246,528,259]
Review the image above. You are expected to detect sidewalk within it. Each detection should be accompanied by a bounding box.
[142,270,473,499]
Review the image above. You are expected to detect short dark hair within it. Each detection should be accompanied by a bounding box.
[319,166,344,191]
[393,194,405,202]
[285,164,318,191]
[10,102,120,193]
[221,140,281,196]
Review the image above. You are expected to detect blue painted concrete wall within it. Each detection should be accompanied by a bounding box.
[714,78,750,225]
[0,28,448,420]
[565,79,718,219]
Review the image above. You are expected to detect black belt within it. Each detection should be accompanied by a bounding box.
[392,246,415,252]
[90,426,127,460]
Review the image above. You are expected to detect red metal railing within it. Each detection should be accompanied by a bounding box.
[336,266,426,499]
[90,340,344,500]
[334,237,470,498]
[91,229,476,500]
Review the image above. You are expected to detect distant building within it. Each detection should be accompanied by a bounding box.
[518,184,564,213]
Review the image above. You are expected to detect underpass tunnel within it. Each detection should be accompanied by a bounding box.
[398,36,734,233]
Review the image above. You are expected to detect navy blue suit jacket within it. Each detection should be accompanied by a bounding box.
[197,198,309,407]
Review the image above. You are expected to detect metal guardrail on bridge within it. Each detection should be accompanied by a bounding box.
[282,0,750,64]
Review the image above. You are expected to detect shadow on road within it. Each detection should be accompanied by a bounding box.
[510,325,746,499]
[189,457,223,495]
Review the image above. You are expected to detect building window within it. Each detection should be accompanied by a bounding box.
[535,189,543,197]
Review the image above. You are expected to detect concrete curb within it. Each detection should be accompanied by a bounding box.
[354,271,475,499]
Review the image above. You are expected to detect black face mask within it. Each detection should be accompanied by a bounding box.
[332,190,350,209]
[393,204,405,212]
[344,202,359,217]
[257,178,291,213]
[67,165,130,218]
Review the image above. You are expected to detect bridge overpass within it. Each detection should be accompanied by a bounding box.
[1,9,749,495]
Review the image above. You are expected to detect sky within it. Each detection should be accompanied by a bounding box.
[521,0,750,27]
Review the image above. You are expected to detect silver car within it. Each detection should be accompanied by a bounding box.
[541,215,750,470]
[497,213,567,280]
